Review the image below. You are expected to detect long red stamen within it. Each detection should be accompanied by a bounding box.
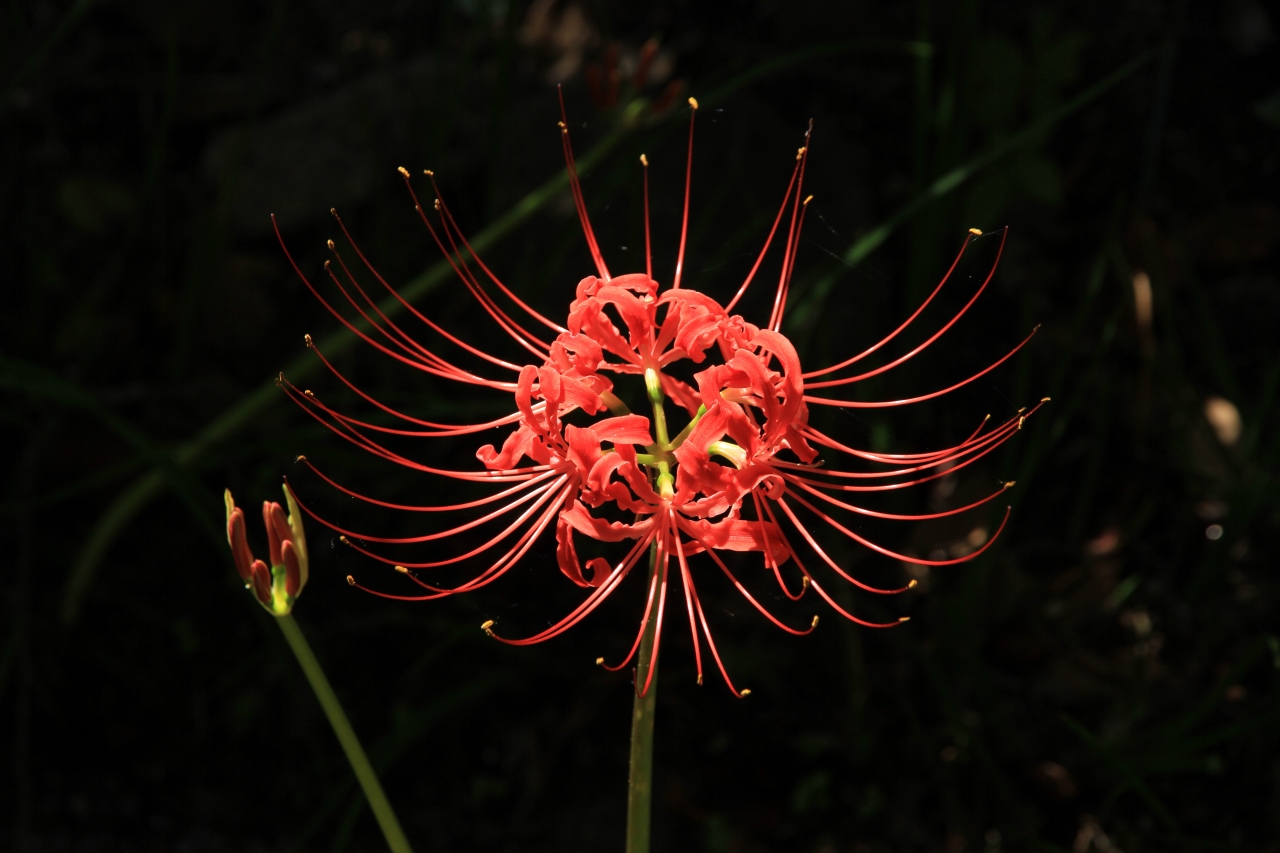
[671,98,698,290]
[670,514,704,684]
[557,86,611,281]
[293,471,566,547]
[796,407,1029,470]
[299,458,561,513]
[412,170,567,337]
[780,491,1011,567]
[601,532,665,672]
[753,500,908,630]
[750,491,807,601]
[328,207,535,371]
[419,193,556,359]
[723,150,803,314]
[493,530,655,646]
[768,127,812,331]
[769,499,916,594]
[319,255,516,386]
[637,535,670,698]
[640,153,653,280]
[804,325,1040,408]
[680,515,817,635]
[805,228,1009,389]
[281,380,546,481]
[304,337,528,435]
[802,228,986,378]
[786,476,1012,521]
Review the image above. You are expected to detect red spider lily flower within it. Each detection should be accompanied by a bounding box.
[225,485,310,616]
[273,94,1044,696]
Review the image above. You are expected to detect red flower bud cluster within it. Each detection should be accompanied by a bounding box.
[225,486,309,616]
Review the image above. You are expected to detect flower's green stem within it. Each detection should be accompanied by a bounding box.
[276,614,414,853]
[625,540,661,853]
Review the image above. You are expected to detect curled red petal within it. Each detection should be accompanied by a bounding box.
[555,514,596,588]
[561,499,653,542]
[681,515,790,567]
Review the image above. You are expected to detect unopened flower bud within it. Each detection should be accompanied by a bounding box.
[250,559,272,606]
[225,502,255,584]
[264,501,291,566]
[223,484,310,616]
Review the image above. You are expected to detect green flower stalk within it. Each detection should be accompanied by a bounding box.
[223,485,413,853]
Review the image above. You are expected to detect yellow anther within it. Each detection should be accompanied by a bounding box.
[294,455,306,462]
[803,195,813,205]
[329,207,336,215]
[303,389,314,397]
[688,97,698,110]
[1004,480,1017,489]
[323,259,331,270]
[1018,416,1026,430]
[1042,396,1052,402]
[327,238,335,250]
[697,674,703,685]
[339,535,349,544]
[595,657,604,666]
[796,147,805,160]
[898,616,911,623]
[811,615,820,629]
[739,689,752,698]
[558,120,567,130]
[424,169,434,176]
[304,334,313,346]
[397,166,409,178]
[801,576,811,589]
[394,565,408,574]
[968,227,983,236]
[345,575,355,586]
[433,199,441,210]
[908,579,918,589]
[480,620,495,635]
[640,153,649,166]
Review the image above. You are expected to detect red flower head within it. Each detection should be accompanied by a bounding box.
[274,95,1044,695]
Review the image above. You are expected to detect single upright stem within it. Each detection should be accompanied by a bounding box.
[276,613,414,853]
[625,541,662,853]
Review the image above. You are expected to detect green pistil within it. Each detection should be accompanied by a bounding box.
[631,370,716,500]
[639,367,679,500]
[707,440,747,468]
[668,405,707,451]
[644,367,670,450]
[655,462,675,500]
[600,389,631,417]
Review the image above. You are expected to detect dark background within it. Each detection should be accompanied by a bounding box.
[4,1,1279,851]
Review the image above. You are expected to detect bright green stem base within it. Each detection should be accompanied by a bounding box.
[276,614,414,853]
[625,543,661,853]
